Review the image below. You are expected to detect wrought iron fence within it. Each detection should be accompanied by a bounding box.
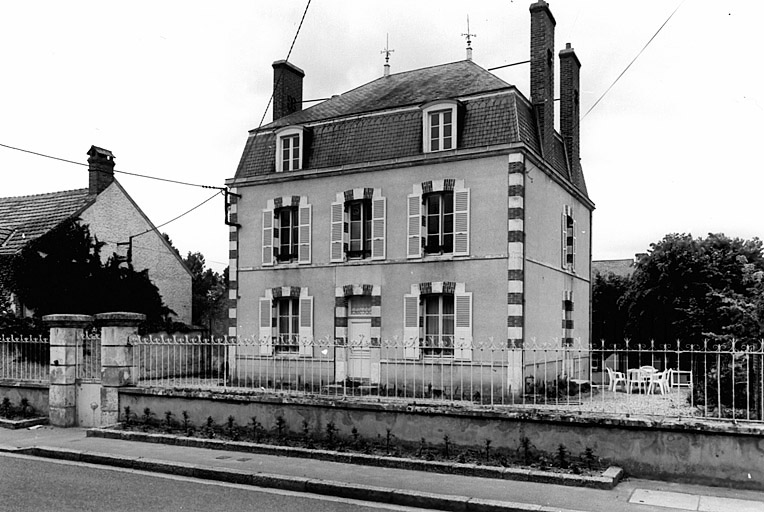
[0,334,49,382]
[128,336,764,423]
[76,332,101,381]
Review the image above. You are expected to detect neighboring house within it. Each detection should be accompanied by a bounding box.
[592,256,643,278]
[0,146,192,324]
[225,1,593,390]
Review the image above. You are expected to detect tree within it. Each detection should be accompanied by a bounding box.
[183,251,228,335]
[2,218,173,332]
[622,233,764,345]
[591,272,631,347]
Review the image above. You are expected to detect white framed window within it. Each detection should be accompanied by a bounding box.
[330,189,386,263]
[262,197,311,266]
[259,288,313,357]
[403,282,472,361]
[561,204,576,271]
[421,101,458,153]
[275,126,304,172]
[407,180,469,259]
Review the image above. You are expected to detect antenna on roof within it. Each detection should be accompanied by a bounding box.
[381,33,394,77]
[462,15,476,61]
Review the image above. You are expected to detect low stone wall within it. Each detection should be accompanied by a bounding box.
[0,381,49,415]
[119,387,764,490]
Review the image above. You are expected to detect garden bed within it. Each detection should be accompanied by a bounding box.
[0,396,46,429]
[88,406,623,489]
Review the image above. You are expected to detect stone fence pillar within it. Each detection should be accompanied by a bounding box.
[96,312,145,426]
[43,314,94,427]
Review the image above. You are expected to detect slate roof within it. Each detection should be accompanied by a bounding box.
[234,59,589,199]
[0,189,94,255]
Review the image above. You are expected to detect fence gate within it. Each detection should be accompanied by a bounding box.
[75,333,102,427]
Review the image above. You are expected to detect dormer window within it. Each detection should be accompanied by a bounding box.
[275,126,304,172]
[421,101,458,153]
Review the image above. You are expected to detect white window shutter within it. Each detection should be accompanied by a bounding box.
[262,209,274,267]
[561,210,567,269]
[454,291,472,361]
[259,297,273,355]
[572,218,577,271]
[407,194,421,259]
[453,188,470,256]
[371,196,386,260]
[298,203,312,264]
[298,295,313,356]
[403,294,420,359]
[330,201,345,263]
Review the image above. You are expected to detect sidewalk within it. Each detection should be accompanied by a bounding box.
[1,425,763,512]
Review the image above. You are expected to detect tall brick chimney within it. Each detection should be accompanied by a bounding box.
[529,0,555,160]
[87,146,115,195]
[272,60,304,121]
[559,42,581,175]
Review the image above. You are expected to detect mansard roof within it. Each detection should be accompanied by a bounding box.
[234,59,588,198]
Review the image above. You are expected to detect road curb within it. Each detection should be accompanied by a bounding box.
[88,427,623,490]
[18,445,591,512]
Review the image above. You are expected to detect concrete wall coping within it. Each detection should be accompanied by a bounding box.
[94,312,146,326]
[42,314,94,327]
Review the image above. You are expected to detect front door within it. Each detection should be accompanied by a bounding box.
[348,318,371,381]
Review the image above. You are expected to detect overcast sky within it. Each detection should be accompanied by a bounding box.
[2,1,762,273]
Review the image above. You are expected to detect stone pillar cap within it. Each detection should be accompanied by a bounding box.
[42,314,94,327]
[94,312,146,326]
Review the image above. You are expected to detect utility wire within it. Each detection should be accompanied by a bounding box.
[581,1,685,121]
[130,191,222,240]
[0,141,224,190]
[256,0,312,129]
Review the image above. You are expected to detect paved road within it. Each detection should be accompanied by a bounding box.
[0,453,442,512]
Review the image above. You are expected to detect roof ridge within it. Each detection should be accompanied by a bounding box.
[0,187,89,201]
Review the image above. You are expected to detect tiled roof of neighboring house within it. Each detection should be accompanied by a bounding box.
[0,189,94,255]
[592,259,637,278]
[234,59,589,199]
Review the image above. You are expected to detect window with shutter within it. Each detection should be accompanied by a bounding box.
[330,201,345,263]
[454,291,473,361]
[259,297,273,355]
[298,296,313,356]
[407,194,422,258]
[262,209,274,267]
[298,203,312,264]
[371,196,386,260]
[403,294,420,359]
[561,205,575,272]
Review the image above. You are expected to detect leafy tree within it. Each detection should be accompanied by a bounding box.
[1,218,172,331]
[622,233,764,346]
[183,251,228,335]
[591,272,631,348]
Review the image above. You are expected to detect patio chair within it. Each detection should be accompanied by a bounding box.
[647,370,669,395]
[605,367,626,392]
[627,368,649,393]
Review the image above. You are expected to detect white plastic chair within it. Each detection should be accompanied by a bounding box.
[647,370,669,395]
[606,367,626,392]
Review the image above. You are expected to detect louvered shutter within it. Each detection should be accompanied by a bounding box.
[371,196,386,260]
[262,209,274,267]
[453,188,470,256]
[298,295,313,356]
[330,201,345,263]
[407,194,421,259]
[298,203,312,264]
[561,209,568,269]
[572,218,577,271]
[259,297,273,355]
[403,294,420,359]
[454,291,472,361]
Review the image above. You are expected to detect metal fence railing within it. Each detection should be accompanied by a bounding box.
[129,336,764,424]
[76,333,101,381]
[0,335,49,382]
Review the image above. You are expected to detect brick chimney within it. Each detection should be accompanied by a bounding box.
[529,0,556,160]
[559,42,581,174]
[87,146,115,195]
[272,60,304,121]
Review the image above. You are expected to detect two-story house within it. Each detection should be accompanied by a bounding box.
[225,1,593,397]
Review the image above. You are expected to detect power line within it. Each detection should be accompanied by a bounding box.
[257,0,313,129]
[0,141,224,190]
[131,191,222,240]
[581,1,685,121]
